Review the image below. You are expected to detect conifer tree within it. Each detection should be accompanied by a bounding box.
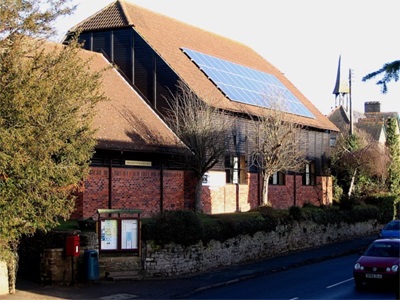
[0,0,105,292]
[386,118,400,194]
[362,60,400,93]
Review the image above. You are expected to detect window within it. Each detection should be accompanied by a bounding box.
[269,171,285,185]
[225,155,247,184]
[303,161,316,186]
[330,136,336,147]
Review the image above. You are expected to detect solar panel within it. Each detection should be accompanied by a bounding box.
[181,48,315,119]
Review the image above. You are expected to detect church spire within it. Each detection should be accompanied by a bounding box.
[332,55,350,110]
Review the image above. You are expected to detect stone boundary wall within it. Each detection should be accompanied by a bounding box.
[142,220,380,277]
[11,219,381,289]
[40,249,80,285]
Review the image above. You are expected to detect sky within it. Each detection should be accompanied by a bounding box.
[53,0,400,116]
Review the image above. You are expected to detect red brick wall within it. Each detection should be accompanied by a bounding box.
[72,167,189,219]
[72,168,332,219]
[161,170,185,211]
[183,171,196,210]
[248,173,261,208]
[201,172,332,214]
[263,174,332,209]
[71,168,109,220]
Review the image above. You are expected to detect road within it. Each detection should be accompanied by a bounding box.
[189,254,398,299]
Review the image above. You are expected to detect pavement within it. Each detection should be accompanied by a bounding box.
[0,234,378,300]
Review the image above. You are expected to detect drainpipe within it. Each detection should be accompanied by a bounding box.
[236,183,239,212]
[293,172,297,207]
[160,163,164,213]
[108,159,113,210]
[257,169,261,206]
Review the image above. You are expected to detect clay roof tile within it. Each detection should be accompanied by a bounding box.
[68,0,338,132]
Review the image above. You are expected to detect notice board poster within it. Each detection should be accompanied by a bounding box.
[100,219,118,250]
[121,219,138,249]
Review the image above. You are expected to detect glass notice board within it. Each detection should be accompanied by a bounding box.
[99,218,139,252]
[97,209,141,253]
[121,219,138,250]
[100,219,118,250]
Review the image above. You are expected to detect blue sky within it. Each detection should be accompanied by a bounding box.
[54,0,400,116]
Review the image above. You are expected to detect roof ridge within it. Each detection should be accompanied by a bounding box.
[65,0,339,131]
[68,1,130,33]
[121,0,252,53]
[68,1,116,32]
[118,0,134,25]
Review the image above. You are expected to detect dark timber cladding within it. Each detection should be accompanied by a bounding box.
[79,28,133,84]
[78,28,177,110]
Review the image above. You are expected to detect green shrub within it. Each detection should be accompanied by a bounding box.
[138,196,391,247]
[141,210,204,246]
[302,206,341,225]
[364,195,399,222]
[202,212,276,244]
[351,205,380,222]
[338,195,358,211]
[289,206,302,221]
[302,202,319,209]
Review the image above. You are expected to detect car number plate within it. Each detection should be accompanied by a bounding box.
[366,274,382,279]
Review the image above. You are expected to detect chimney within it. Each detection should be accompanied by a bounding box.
[364,101,380,113]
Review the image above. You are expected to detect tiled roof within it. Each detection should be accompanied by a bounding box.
[327,106,368,131]
[365,111,399,120]
[69,1,130,32]
[328,105,388,143]
[356,121,384,142]
[327,106,351,132]
[68,0,338,132]
[53,43,186,153]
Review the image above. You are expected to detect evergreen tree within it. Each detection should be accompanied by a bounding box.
[0,0,105,292]
[386,118,400,193]
[362,60,400,93]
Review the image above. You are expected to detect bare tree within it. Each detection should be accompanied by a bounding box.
[332,127,390,197]
[164,81,233,212]
[249,99,306,206]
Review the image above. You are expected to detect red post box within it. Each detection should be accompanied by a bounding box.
[66,235,80,257]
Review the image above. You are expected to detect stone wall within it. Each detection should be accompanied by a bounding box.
[99,254,142,277]
[35,220,380,284]
[38,232,99,285]
[142,220,380,277]
[40,249,80,285]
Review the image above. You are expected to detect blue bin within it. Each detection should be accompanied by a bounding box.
[84,249,99,280]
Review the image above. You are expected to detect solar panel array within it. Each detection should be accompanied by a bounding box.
[181,48,315,119]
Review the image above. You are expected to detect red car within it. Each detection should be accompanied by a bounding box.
[353,239,400,289]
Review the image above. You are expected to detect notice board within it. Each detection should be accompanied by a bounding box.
[97,209,141,253]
